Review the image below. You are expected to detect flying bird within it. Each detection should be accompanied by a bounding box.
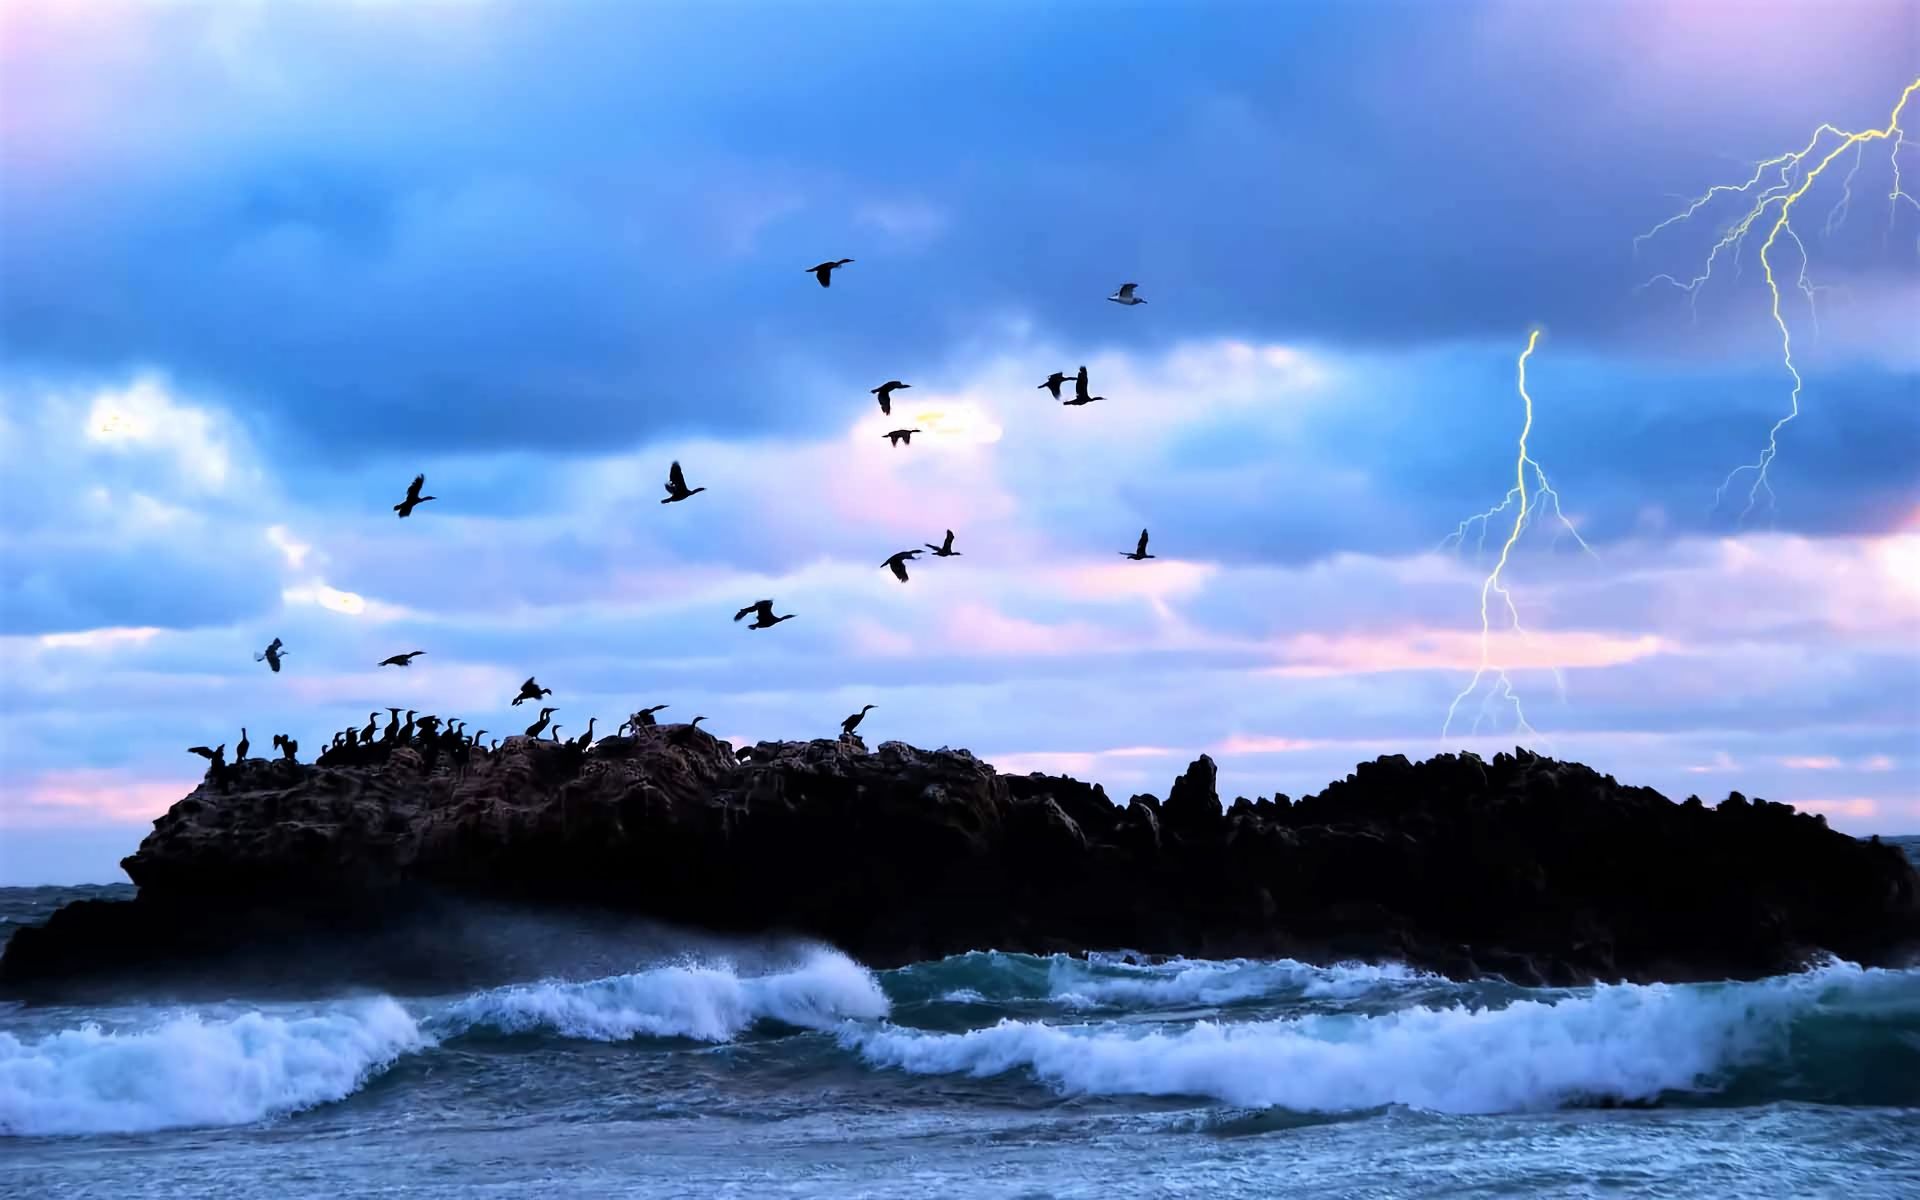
[734,599,795,629]
[379,651,426,668]
[841,704,876,737]
[512,676,553,706]
[1107,282,1147,306]
[925,529,961,557]
[393,473,436,518]
[524,706,557,739]
[1121,528,1156,560]
[1065,365,1102,406]
[807,258,854,288]
[662,460,705,504]
[882,550,923,582]
[883,428,922,447]
[1039,371,1074,399]
[254,637,287,673]
[871,380,911,416]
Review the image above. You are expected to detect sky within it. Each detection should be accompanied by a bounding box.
[1,0,1916,885]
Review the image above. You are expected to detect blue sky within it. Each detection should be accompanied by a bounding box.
[2,0,1916,884]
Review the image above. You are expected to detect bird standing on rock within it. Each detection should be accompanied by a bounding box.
[883,428,921,447]
[807,258,854,287]
[393,473,436,518]
[882,550,922,582]
[187,744,226,770]
[871,380,911,416]
[524,706,557,739]
[670,716,708,745]
[662,460,705,503]
[512,677,553,706]
[379,651,426,668]
[236,728,249,762]
[841,704,875,737]
[734,599,795,629]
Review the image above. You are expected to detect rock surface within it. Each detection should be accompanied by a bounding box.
[5,727,1917,994]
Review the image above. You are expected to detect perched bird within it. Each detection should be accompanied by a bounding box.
[254,637,287,673]
[1107,282,1147,306]
[807,258,854,288]
[1039,371,1074,400]
[379,650,426,668]
[925,529,961,557]
[524,706,557,739]
[399,710,416,742]
[841,704,875,737]
[471,730,488,749]
[393,473,436,518]
[882,550,922,582]
[571,717,598,750]
[360,712,378,743]
[277,735,299,763]
[383,708,402,741]
[632,704,670,728]
[512,676,553,706]
[187,743,226,768]
[1065,365,1102,406]
[548,725,563,743]
[670,715,708,745]
[1120,528,1156,560]
[734,599,795,629]
[662,460,706,504]
[871,380,911,416]
[883,428,922,447]
[236,728,250,762]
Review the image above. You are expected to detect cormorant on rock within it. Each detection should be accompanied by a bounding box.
[883,428,922,447]
[841,704,875,737]
[548,725,563,743]
[662,460,706,504]
[1107,282,1147,306]
[393,473,436,518]
[925,529,961,557]
[383,708,401,741]
[571,717,598,750]
[807,258,854,287]
[1121,528,1156,560]
[512,677,553,706]
[631,704,670,729]
[1039,371,1074,399]
[360,712,378,743]
[236,728,249,762]
[273,734,299,763]
[379,651,426,668]
[187,744,226,770]
[344,727,359,747]
[882,549,922,582]
[254,637,287,673]
[399,710,416,742]
[670,715,708,745]
[734,599,795,629]
[871,380,910,416]
[470,730,488,750]
[1064,365,1103,406]
[524,706,557,739]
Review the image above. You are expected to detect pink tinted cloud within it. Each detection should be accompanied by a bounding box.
[940,602,1108,657]
[3,768,190,827]
[1265,628,1664,678]
[1780,756,1843,771]
[1215,734,1324,755]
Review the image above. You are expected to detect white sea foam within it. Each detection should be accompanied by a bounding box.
[0,998,427,1137]
[847,963,1888,1114]
[439,948,890,1042]
[1047,956,1430,1009]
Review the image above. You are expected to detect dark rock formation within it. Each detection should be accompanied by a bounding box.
[5,729,1917,996]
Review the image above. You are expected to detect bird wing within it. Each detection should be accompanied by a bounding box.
[269,655,282,672]
[886,556,909,581]
[1074,366,1089,400]
[1137,529,1150,555]
[669,460,686,490]
[1119,283,1137,297]
[944,529,955,549]
[406,474,425,501]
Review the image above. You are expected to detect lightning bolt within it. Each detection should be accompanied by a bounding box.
[1635,78,1920,522]
[1442,330,1596,744]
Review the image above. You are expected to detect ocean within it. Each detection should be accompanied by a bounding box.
[3,837,1917,1198]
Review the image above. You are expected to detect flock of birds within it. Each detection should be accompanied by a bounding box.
[188,267,1156,781]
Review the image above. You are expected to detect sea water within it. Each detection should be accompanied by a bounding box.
[3,839,1917,1198]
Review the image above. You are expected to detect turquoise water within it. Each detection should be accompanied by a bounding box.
[3,842,1917,1198]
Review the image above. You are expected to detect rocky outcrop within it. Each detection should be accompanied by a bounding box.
[5,728,1917,995]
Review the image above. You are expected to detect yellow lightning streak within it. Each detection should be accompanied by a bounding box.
[1443,330,1591,743]
[1637,78,1920,521]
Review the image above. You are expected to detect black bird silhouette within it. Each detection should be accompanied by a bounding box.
[187,743,225,769]
[235,728,249,762]
[1039,371,1074,399]
[524,706,557,739]
[925,529,961,557]
[1121,528,1156,560]
[512,676,552,706]
[882,550,922,582]
[871,380,911,416]
[254,637,287,673]
[1064,365,1103,406]
[548,725,563,743]
[379,650,426,668]
[662,460,706,504]
[841,704,875,737]
[275,735,299,763]
[883,428,922,447]
[670,715,708,745]
[393,473,435,518]
[807,258,854,287]
[571,717,598,750]
[383,708,401,741]
[399,710,416,742]
[360,712,378,743]
[734,599,795,629]
[630,704,670,729]
[1108,282,1147,306]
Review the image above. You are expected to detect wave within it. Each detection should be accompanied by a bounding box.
[847,960,1920,1114]
[436,948,889,1042]
[0,998,427,1137]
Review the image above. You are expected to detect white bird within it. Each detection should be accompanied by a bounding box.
[1107,282,1147,306]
